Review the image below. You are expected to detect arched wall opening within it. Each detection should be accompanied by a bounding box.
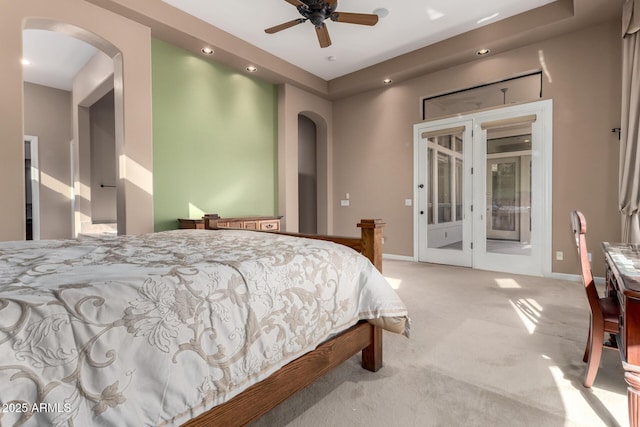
[298,111,329,235]
[278,84,333,235]
[0,1,154,241]
[23,19,123,238]
[22,23,118,239]
[298,114,318,234]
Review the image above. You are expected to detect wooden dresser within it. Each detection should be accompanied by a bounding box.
[185,214,282,231]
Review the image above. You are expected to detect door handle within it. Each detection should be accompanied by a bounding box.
[420,211,424,215]
[418,184,424,188]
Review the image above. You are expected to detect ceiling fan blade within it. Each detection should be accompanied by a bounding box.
[331,12,379,26]
[265,18,305,34]
[284,0,306,7]
[315,23,332,48]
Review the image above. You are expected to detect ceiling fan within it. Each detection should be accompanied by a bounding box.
[265,0,379,48]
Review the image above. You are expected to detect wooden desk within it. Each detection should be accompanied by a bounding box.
[602,242,640,427]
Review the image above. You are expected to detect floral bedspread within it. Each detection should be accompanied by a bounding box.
[0,229,408,426]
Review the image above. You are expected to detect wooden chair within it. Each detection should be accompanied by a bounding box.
[570,210,620,388]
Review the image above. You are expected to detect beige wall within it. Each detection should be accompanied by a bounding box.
[23,83,73,239]
[332,20,621,276]
[0,0,153,241]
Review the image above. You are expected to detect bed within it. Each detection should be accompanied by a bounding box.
[0,219,409,426]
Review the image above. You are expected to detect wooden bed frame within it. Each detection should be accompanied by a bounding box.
[182,218,386,427]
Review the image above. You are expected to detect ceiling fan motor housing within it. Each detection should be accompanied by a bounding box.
[265,0,378,48]
[297,0,338,27]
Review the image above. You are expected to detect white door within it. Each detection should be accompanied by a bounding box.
[414,121,473,267]
[414,100,552,276]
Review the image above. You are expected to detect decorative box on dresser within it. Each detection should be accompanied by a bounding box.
[177,218,204,229]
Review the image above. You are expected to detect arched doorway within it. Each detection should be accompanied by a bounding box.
[22,20,121,238]
[298,114,317,234]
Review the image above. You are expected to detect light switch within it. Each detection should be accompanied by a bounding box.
[405,199,412,206]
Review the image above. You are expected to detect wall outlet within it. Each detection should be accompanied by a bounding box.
[340,199,350,207]
[556,251,563,261]
[405,199,412,206]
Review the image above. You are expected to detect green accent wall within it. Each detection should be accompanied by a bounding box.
[151,39,278,231]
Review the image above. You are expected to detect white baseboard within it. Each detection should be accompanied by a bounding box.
[381,256,607,285]
[383,253,415,262]
[547,271,605,285]
[547,272,580,282]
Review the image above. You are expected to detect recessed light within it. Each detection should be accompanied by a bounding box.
[246,65,257,73]
[373,8,389,18]
[327,55,337,62]
[383,78,393,85]
[476,48,491,56]
[201,47,214,55]
[21,58,31,66]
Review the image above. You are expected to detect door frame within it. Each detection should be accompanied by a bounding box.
[413,100,553,277]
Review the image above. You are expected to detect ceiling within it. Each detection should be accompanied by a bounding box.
[160,0,557,80]
[22,29,98,91]
[20,0,619,95]
[22,0,557,90]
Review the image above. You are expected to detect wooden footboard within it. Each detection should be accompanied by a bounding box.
[183,321,381,427]
[203,216,386,272]
[183,218,386,426]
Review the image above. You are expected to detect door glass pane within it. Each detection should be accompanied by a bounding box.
[437,135,452,150]
[438,153,452,223]
[491,161,517,232]
[426,129,464,250]
[428,148,433,224]
[485,123,532,255]
[455,158,463,221]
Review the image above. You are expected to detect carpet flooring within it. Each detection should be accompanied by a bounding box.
[250,260,628,427]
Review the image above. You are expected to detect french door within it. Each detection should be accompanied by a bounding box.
[414,100,552,276]
[414,121,473,267]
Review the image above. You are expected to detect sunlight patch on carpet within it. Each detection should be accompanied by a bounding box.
[509,298,542,334]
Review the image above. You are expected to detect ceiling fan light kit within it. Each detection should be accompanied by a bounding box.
[265,0,379,48]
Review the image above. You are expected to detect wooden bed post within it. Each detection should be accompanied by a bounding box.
[357,219,385,372]
[357,219,385,273]
[362,323,383,372]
